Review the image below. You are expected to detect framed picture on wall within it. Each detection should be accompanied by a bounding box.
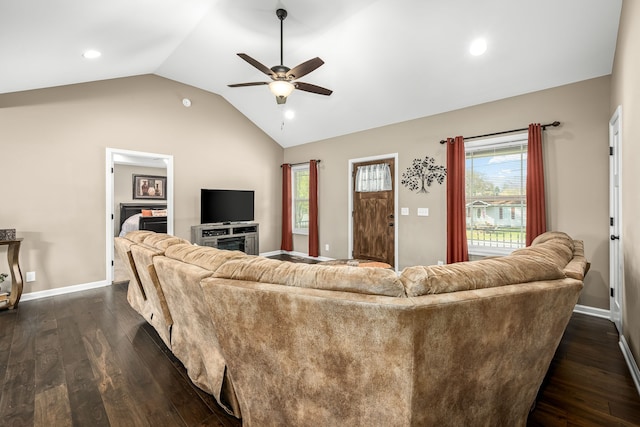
[133,175,167,200]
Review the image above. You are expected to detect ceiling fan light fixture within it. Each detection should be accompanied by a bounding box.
[469,38,487,56]
[229,9,331,104]
[269,80,294,98]
[82,49,102,59]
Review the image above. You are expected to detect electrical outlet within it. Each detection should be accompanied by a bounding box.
[417,208,429,216]
[401,207,409,216]
[437,260,444,266]
[325,244,330,251]
[26,271,36,282]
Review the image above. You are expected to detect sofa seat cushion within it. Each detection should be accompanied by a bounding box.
[164,244,247,272]
[213,257,406,297]
[400,255,565,297]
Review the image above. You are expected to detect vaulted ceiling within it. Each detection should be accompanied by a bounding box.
[1,0,622,147]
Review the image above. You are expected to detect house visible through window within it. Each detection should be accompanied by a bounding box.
[465,133,527,255]
[292,164,310,234]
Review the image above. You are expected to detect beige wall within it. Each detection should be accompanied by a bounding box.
[0,54,617,315]
[286,76,611,309]
[611,0,640,372]
[0,75,283,293]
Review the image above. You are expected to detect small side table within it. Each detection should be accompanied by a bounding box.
[0,238,24,310]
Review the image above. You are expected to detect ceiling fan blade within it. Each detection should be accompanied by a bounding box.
[294,81,333,96]
[286,57,324,80]
[227,82,269,88]
[237,53,274,77]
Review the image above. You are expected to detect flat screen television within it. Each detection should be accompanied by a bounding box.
[201,189,255,224]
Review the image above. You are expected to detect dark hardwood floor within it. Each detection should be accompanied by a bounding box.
[0,280,639,426]
[0,283,241,427]
[528,313,640,426]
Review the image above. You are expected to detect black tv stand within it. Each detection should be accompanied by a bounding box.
[191,222,259,255]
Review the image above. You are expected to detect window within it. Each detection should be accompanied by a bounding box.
[465,133,527,255]
[292,165,309,234]
[355,163,392,192]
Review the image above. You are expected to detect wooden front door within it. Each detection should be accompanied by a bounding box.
[352,158,395,267]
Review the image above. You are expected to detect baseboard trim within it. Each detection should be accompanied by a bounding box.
[620,335,640,396]
[573,304,611,319]
[19,279,615,319]
[20,250,332,302]
[20,280,111,302]
[259,250,284,257]
[285,250,333,262]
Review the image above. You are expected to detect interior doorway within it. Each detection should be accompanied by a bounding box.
[348,154,398,269]
[105,148,174,284]
[609,106,623,333]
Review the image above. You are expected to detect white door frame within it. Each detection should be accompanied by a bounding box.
[105,148,174,284]
[609,106,623,333]
[348,153,399,271]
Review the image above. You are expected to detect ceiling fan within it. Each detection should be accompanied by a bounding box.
[228,8,332,105]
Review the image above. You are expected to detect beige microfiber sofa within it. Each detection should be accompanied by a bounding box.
[116,231,588,426]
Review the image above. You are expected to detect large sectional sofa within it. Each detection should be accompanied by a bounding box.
[115,230,588,426]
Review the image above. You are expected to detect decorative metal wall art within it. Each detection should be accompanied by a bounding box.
[401,156,447,193]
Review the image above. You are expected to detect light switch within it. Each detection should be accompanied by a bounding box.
[417,208,429,216]
[401,207,409,216]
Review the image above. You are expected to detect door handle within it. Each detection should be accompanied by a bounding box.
[389,223,394,227]
[611,235,620,240]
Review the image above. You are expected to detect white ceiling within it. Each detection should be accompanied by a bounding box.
[1,0,622,148]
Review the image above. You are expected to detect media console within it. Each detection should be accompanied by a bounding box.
[191,222,259,255]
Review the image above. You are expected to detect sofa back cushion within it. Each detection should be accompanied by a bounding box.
[400,255,566,297]
[213,257,406,297]
[164,244,247,272]
[511,231,574,267]
[123,230,156,243]
[400,231,578,297]
[530,231,575,248]
[141,233,190,250]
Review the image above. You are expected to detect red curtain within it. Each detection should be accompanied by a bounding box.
[526,123,546,245]
[309,160,319,257]
[446,136,469,264]
[281,163,293,251]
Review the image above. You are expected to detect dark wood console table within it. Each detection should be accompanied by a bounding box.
[1,238,24,310]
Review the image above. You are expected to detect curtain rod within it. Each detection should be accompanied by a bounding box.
[281,160,321,167]
[439,121,560,144]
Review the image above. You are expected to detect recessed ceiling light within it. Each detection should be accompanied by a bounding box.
[82,49,101,59]
[284,110,295,120]
[469,38,487,56]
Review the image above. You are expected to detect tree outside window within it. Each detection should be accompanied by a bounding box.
[292,165,309,234]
